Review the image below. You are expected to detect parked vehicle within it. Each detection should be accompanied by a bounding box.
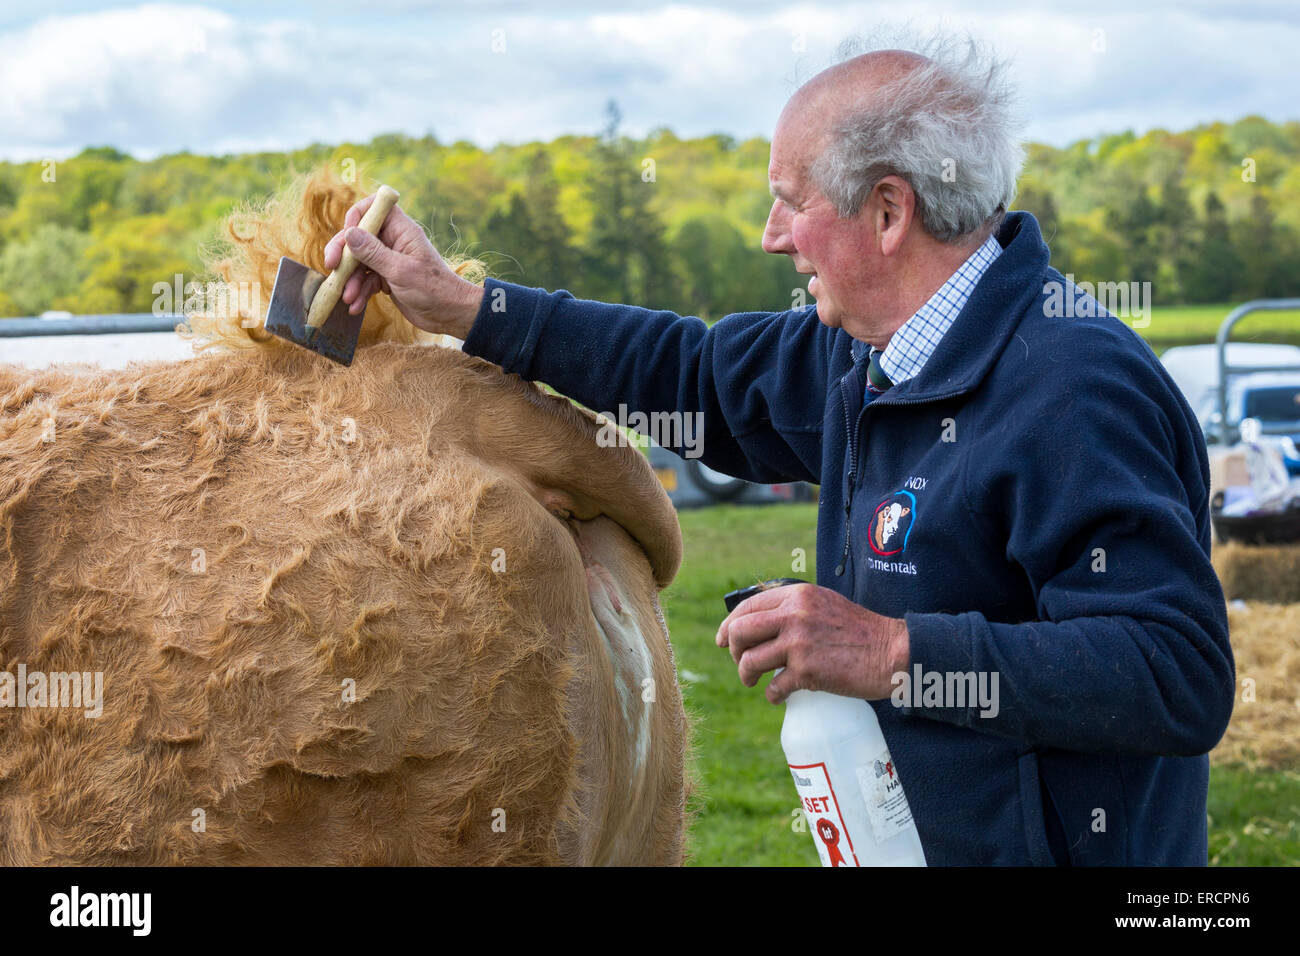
[1161,342,1300,448]
[646,440,816,508]
[1177,300,1300,544]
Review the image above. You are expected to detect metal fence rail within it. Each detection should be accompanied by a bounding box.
[1216,299,1300,445]
[0,314,184,337]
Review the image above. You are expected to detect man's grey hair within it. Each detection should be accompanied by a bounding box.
[810,32,1025,243]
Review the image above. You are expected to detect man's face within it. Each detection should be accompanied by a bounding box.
[763,112,879,335]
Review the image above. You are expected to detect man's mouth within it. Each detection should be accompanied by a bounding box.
[794,265,819,296]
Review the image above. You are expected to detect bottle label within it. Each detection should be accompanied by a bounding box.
[855,747,915,843]
[788,762,860,867]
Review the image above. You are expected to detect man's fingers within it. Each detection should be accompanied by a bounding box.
[345,194,375,229]
[766,667,801,705]
[323,230,345,270]
[341,270,382,315]
[358,270,383,299]
[724,608,784,665]
[349,272,384,314]
[343,227,400,279]
[378,204,424,250]
[738,639,787,688]
[324,195,382,270]
[716,583,805,647]
[342,269,363,305]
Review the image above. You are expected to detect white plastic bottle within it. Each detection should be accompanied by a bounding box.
[782,687,927,866]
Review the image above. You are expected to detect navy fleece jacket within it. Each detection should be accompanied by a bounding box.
[461,211,1235,866]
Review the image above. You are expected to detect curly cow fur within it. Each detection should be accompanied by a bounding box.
[0,173,688,866]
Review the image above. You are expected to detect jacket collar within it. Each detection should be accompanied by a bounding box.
[857,211,1051,405]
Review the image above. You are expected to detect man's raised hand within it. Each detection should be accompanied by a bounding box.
[323,192,485,339]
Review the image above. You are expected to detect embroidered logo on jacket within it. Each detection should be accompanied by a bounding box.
[869,491,916,556]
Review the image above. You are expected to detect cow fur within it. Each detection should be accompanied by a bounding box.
[0,173,688,865]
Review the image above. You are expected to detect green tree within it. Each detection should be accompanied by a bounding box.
[479,191,537,282]
[60,215,195,314]
[1181,192,1240,304]
[520,149,579,290]
[671,214,754,318]
[1104,180,1161,285]
[478,149,580,290]
[1232,193,1297,299]
[3,116,1300,315]
[1155,170,1196,301]
[583,101,672,306]
[1012,184,1070,266]
[0,225,93,316]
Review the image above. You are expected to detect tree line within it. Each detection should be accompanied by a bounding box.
[0,108,1295,320]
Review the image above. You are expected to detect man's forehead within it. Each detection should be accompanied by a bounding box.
[769,100,834,187]
[768,137,815,196]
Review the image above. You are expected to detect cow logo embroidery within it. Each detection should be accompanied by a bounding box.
[869,491,916,556]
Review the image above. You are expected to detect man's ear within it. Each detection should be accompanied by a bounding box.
[869,175,916,256]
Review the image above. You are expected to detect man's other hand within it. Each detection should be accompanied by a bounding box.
[323,193,485,339]
[715,583,910,704]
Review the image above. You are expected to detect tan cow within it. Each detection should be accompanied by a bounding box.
[0,173,688,865]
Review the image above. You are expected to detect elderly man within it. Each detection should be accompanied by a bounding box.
[325,38,1234,866]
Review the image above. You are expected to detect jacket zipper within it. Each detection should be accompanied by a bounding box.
[834,361,955,577]
[835,373,859,576]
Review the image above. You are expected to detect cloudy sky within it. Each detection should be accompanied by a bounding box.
[0,0,1295,161]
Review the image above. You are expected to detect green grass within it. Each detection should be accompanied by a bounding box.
[663,503,821,866]
[665,502,1299,866]
[1135,303,1300,352]
[1208,766,1300,866]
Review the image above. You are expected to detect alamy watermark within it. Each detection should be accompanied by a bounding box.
[153,274,261,324]
[0,664,103,718]
[1043,275,1151,329]
[891,665,999,718]
[50,886,150,936]
[595,403,705,459]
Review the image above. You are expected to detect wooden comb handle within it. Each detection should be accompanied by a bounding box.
[306,184,400,330]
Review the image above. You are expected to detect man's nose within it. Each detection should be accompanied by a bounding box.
[762,199,795,256]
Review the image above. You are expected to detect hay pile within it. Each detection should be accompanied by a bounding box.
[1210,601,1300,769]
[1212,542,1300,604]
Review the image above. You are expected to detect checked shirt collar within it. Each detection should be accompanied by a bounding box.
[868,231,1003,394]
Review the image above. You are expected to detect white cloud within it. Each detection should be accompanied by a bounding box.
[0,1,1295,161]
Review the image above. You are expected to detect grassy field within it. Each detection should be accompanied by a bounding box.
[665,502,1300,866]
[1137,303,1300,352]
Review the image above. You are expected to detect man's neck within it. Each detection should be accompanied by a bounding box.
[872,229,992,351]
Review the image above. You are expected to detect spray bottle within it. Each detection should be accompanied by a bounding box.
[724,579,927,867]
